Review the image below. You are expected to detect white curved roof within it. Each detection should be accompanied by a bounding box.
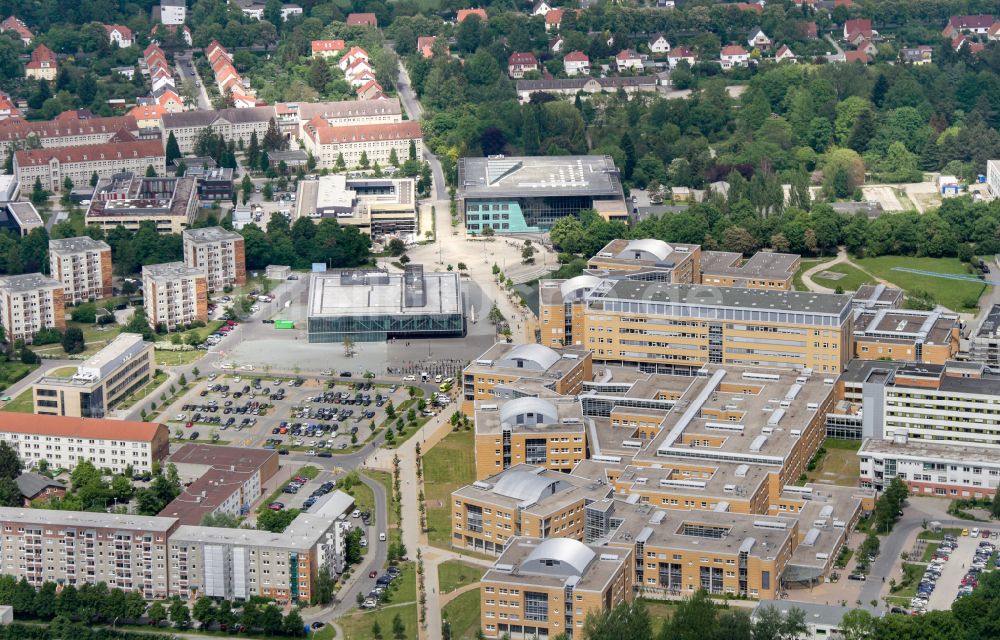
[620,239,673,262]
[499,396,558,425]
[492,471,562,502]
[559,275,602,301]
[522,538,596,576]
[499,343,561,371]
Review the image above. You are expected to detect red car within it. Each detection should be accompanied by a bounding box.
[293,475,308,484]
[269,502,285,511]
[983,529,992,538]
[185,421,194,428]
[369,570,378,578]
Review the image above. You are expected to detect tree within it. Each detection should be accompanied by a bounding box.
[148,601,167,626]
[283,609,305,636]
[62,176,73,193]
[392,613,405,640]
[389,148,399,167]
[359,150,370,168]
[621,132,636,179]
[90,172,99,187]
[409,139,417,161]
[583,601,651,640]
[61,327,85,354]
[146,164,157,178]
[308,58,332,91]
[168,598,190,628]
[262,117,285,152]
[192,597,216,629]
[31,177,47,205]
[313,566,335,605]
[165,132,182,165]
[345,527,364,564]
[839,609,876,640]
[660,590,718,640]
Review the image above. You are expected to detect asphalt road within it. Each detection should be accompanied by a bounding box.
[395,61,448,201]
[175,51,211,110]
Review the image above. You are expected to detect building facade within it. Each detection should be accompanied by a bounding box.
[0,115,140,167]
[48,236,113,303]
[86,174,197,234]
[0,413,169,474]
[142,262,208,331]
[161,107,276,154]
[0,273,65,344]
[32,333,155,418]
[14,137,166,193]
[301,119,423,169]
[182,227,246,291]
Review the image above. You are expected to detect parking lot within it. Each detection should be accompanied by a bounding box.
[912,530,998,613]
[165,374,433,454]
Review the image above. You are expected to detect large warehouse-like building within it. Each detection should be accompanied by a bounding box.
[307,265,464,342]
[458,155,627,234]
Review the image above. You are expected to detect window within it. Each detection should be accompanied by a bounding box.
[524,592,549,622]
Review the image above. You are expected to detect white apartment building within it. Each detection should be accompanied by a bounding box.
[160,0,186,25]
[182,227,246,291]
[302,120,423,169]
[142,262,208,331]
[0,273,65,344]
[48,236,113,303]
[0,413,170,474]
[13,138,166,193]
[0,508,177,598]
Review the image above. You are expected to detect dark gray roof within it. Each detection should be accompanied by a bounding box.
[16,472,65,499]
[163,106,276,129]
[597,281,853,315]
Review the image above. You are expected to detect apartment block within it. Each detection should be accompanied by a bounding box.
[142,262,208,331]
[168,511,343,603]
[13,134,166,193]
[451,465,613,554]
[539,280,852,375]
[480,537,633,639]
[33,333,155,418]
[0,113,140,166]
[853,308,959,364]
[859,439,1000,498]
[474,397,587,479]
[0,508,177,598]
[48,236,113,303]
[461,342,592,415]
[970,303,1000,366]
[160,444,279,525]
[182,226,246,291]
[0,273,65,344]
[0,413,169,474]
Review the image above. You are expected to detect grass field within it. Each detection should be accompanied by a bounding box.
[793,257,834,291]
[810,263,875,292]
[0,388,33,413]
[805,439,861,487]
[641,598,678,636]
[31,322,123,358]
[0,360,37,394]
[442,589,481,640]
[337,603,417,640]
[155,350,205,366]
[856,256,988,312]
[890,563,925,599]
[438,560,483,594]
[424,428,476,548]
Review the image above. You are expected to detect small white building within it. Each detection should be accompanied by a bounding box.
[648,34,671,54]
[563,51,590,76]
[720,45,750,69]
[160,0,186,25]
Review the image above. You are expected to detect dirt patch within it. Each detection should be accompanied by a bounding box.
[817,271,846,281]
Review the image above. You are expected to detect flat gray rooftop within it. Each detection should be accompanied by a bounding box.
[459,155,622,199]
[143,261,204,281]
[0,506,176,532]
[0,272,62,293]
[50,236,110,254]
[594,281,852,315]
[183,226,243,244]
[308,268,461,317]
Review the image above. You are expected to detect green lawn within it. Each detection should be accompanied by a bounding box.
[856,256,988,312]
[338,604,417,640]
[920,542,941,563]
[382,561,417,605]
[442,589,481,640]
[805,439,863,487]
[438,560,483,594]
[890,563,925,599]
[0,361,37,393]
[640,598,677,636]
[793,257,834,291]
[116,371,170,409]
[155,350,206,366]
[917,527,963,541]
[424,428,476,548]
[0,387,34,413]
[810,263,875,293]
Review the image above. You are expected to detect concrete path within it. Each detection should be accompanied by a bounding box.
[798,247,889,294]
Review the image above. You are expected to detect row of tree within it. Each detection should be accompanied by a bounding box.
[33,460,181,517]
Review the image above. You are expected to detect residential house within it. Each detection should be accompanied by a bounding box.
[346,12,378,27]
[549,35,564,53]
[25,44,57,81]
[844,50,869,64]
[128,104,167,128]
[532,1,552,15]
[943,14,995,38]
[0,16,33,45]
[508,52,539,78]
[157,89,184,113]
[720,45,749,69]
[734,2,763,13]
[667,46,697,69]
[648,34,670,55]
[901,45,933,65]
[802,21,819,39]
[15,472,66,505]
[338,46,369,70]
[564,51,590,76]
[747,26,772,51]
[856,39,878,57]
[356,79,384,100]
[989,22,1000,40]
[104,24,133,48]
[311,40,346,58]
[417,36,438,58]
[774,45,796,62]
[544,9,564,31]
[280,4,302,20]
[843,18,872,44]
[615,49,643,71]
[457,8,487,22]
